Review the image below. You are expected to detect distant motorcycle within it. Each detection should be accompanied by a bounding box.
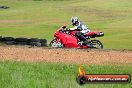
[50,26,104,49]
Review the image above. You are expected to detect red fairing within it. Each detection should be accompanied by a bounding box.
[69,30,79,36]
[54,31,79,48]
[86,31,104,37]
[87,31,96,36]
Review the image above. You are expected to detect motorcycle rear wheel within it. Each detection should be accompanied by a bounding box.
[49,39,64,48]
[90,40,103,49]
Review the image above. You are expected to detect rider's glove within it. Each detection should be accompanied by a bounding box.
[62,25,67,29]
[77,26,82,31]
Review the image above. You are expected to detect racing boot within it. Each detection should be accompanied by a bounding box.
[78,40,88,46]
[83,40,96,48]
[82,40,89,45]
[86,44,96,48]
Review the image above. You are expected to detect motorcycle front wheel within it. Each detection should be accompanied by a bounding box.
[49,39,64,48]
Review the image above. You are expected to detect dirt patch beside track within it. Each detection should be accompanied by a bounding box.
[0,46,132,65]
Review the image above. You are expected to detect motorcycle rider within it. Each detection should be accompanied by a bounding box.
[70,17,92,46]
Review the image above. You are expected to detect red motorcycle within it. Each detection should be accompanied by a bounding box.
[50,27,104,49]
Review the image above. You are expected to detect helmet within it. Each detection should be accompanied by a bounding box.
[71,17,79,26]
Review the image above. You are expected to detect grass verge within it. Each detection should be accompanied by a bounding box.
[0,61,131,88]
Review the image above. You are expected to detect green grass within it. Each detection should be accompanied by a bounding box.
[0,1,131,88]
[0,61,132,88]
[0,0,132,49]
